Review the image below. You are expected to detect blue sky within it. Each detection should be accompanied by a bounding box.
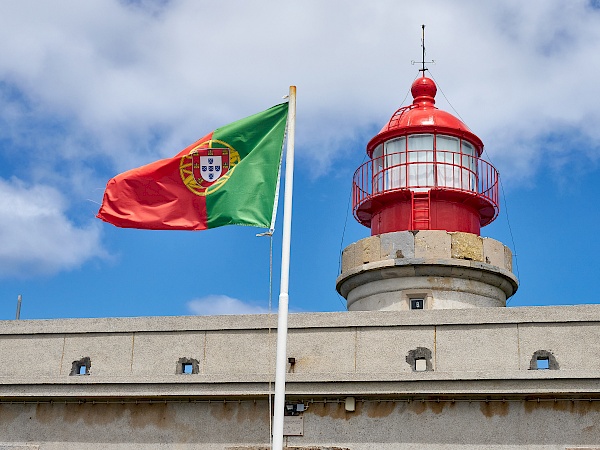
[1,0,600,319]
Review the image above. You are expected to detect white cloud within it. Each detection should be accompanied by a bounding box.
[0,178,106,278]
[0,0,597,310]
[1,0,600,187]
[186,295,270,316]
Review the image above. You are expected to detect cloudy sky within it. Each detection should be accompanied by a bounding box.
[1,0,600,319]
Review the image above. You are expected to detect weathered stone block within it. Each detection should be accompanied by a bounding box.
[61,334,134,376]
[356,326,435,373]
[518,322,600,371]
[482,237,505,268]
[414,230,451,259]
[341,242,358,273]
[436,323,519,372]
[504,246,513,272]
[380,231,415,259]
[0,335,64,377]
[132,331,205,376]
[287,328,355,374]
[361,235,381,264]
[451,232,483,262]
[205,330,275,375]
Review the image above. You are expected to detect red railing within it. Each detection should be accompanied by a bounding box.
[353,150,499,221]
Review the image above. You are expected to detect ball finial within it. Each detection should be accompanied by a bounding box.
[411,77,437,105]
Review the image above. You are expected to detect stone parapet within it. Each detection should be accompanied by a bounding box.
[337,231,518,311]
[0,305,599,396]
[341,231,513,273]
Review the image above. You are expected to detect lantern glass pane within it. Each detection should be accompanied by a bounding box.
[384,138,406,189]
[436,135,460,188]
[408,134,434,188]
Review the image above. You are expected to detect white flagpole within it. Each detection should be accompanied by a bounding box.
[272,86,296,450]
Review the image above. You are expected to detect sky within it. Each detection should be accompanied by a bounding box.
[1,0,600,320]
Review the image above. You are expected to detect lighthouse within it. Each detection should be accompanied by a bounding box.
[337,73,518,311]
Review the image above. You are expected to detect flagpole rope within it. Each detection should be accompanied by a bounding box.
[336,177,354,310]
[335,82,414,310]
[429,69,521,301]
[336,152,369,310]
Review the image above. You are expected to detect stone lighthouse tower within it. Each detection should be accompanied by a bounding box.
[337,74,518,311]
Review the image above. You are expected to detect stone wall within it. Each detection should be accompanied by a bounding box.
[2,398,600,449]
[1,306,600,448]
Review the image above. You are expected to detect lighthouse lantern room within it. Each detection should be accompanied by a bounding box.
[353,75,498,236]
[337,30,518,311]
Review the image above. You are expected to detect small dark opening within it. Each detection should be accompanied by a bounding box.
[176,357,199,375]
[70,357,91,376]
[406,347,433,372]
[529,350,559,370]
[410,299,424,310]
[536,358,550,370]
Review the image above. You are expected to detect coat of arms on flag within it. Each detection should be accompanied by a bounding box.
[194,149,228,183]
[180,141,241,197]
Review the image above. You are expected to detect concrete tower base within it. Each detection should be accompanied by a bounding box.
[336,230,518,311]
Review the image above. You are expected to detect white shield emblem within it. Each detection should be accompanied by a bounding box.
[189,147,230,190]
[199,155,222,183]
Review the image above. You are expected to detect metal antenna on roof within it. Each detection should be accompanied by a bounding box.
[411,24,435,75]
[16,294,22,320]
[421,24,426,74]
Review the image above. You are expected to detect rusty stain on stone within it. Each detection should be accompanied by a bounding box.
[408,401,427,415]
[309,402,351,420]
[480,401,509,418]
[128,403,174,429]
[524,400,600,415]
[35,403,175,428]
[65,403,128,426]
[403,400,455,415]
[428,401,452,415]
[235,401,269,424]
[210,402,236,421]
[0,404,21,424]
[366,401,396,418]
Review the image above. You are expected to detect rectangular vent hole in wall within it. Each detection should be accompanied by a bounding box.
[415,358,427,372]
[182,363,194,374]
[536,357,550,370]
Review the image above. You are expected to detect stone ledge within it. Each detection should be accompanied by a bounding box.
[0,446,39,450]
[337,258,519,299]
[4,305,600,334]
[1,369,599,387]
[2,374,600,398]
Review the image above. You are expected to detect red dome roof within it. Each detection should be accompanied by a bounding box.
[367,77,483,156]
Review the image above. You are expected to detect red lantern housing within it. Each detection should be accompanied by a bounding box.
[353,76,499,236]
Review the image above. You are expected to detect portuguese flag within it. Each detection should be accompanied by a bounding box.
[97,102,289,230]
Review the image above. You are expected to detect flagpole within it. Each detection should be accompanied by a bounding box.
[272,86,296,450]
